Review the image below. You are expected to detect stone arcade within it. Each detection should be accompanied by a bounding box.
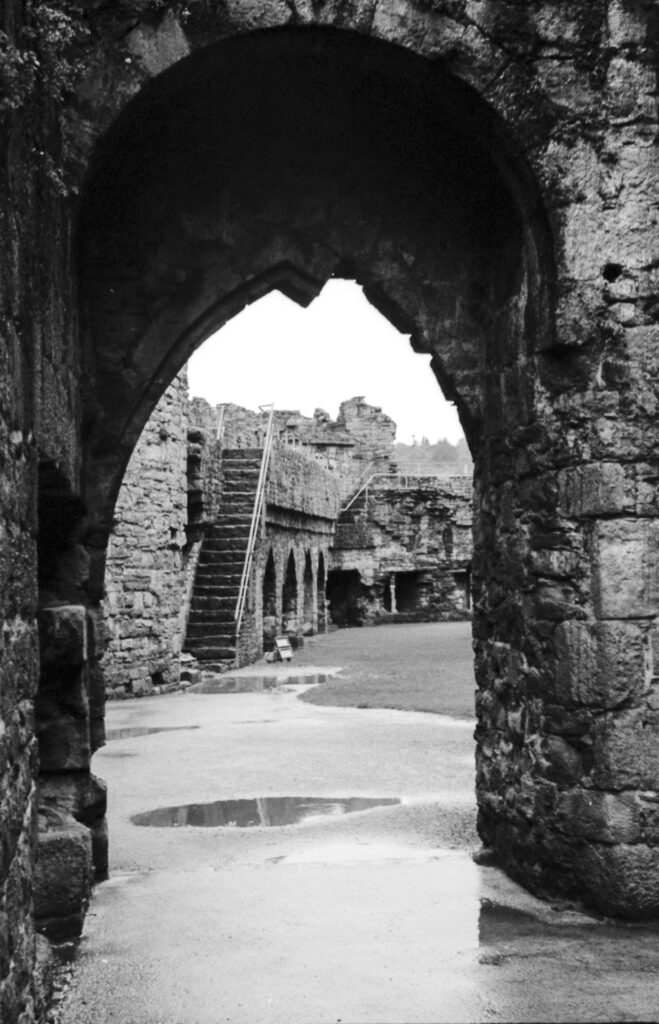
[0,2,657,1020]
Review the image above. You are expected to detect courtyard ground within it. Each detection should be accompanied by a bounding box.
[295,621,475,716]
[55,623,659,1024]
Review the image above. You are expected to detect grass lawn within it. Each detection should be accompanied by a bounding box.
[293,621,476,718]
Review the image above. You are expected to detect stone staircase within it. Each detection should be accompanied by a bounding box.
[183,448,262,669]
[333,490,372,549]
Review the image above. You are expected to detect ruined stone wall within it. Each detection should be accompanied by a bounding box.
[331,476,473,623]
[1,1,93,1017]
[244,446,339,657]
[267,445,341,522]
[1,6,659,1019]
[257,535,332,647]
[274,398,397,500]
[103,376,189,696]
[187,397,224,534]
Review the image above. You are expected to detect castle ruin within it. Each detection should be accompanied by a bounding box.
[1,2,658,1018]
[103,381,473,694]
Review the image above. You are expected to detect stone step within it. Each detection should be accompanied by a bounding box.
[197,551,246,565]
[198,556,247,569]
[183,644,236,661]
[207,514,253,529]
[222,448,263,459]
[186,618,235,634]
[220,489,260,500]
[190,596,237,612]
[184,625,235,640]
[200,539,249,552]
[187,604,236,618]
[222,469,262,484]
[196,567,245,580]
[190,581,241,594]
[186,622,236,636]
[203,526,251,539]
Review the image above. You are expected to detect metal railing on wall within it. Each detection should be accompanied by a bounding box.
[215,404,226,444]
[341,470,471,513]
[234,404,275,654]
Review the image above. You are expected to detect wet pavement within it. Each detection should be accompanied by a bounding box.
[131,795,402,828]
[57,624,659,1024]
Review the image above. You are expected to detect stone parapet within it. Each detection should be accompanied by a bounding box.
[267,446,341,522]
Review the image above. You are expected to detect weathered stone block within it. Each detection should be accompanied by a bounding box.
[576,843,659,918]
[554,619,645,708]
[38,605,87,668]
[539,735,583,786]
[36,710,91,772]
[592,520,659,619]
[557,463,629,518]
[639,792,659,845]
[556,788,640,844]
[34,819,93,940]
[38,771,107,825]
[591,709,659,790]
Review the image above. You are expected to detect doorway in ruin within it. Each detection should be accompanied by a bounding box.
[317,552,328,633]
[262,550,277,652]
[327,569,364,627]
[71,20,592,917]
[282,552,299,637]
[302,551,314,636]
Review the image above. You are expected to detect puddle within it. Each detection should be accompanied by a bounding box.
[189,671,338,694]
[131,795,401,828]
[106,726,200,740]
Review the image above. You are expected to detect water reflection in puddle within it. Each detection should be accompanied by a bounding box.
[106,726,200,740]
[189,672,337,694]
[131,795,401,828]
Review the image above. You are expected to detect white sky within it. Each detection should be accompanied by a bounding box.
[187,279,465,445]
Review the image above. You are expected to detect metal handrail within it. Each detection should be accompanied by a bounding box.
[341,471,469,514]
[341,463,377,512]
[215,404,226,443]
[234,405,276,650]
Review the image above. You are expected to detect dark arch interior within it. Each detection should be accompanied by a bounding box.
[282,552,298,635]
[317,551,327,633]
[302,551,314,635]
[78,27,551,550]
[262,550,277,650]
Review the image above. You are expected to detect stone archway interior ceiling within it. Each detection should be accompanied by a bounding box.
[79,26,550,512]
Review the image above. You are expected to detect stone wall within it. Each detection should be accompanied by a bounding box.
[267,445,342,522]
[0,5,658,1019]
[1,2,91,1017]
[103,376,189,696]
[331,476,473,624]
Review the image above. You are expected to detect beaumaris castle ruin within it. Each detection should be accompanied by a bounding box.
[0,1,657,1019]
[103,381,473,695]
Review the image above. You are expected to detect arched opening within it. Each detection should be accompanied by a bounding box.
[317,552,327,633]
[262,550,277,652]
[75,22,634,929]
[78,27,550,562]
[282,552,299,638]
[327,569,364,627]
[302,551,314,636]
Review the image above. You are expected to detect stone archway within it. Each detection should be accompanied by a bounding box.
[262,549,277,653]
[302,551,315,636]
[68,20,658,920]
[282,551,299,637]
[3,2,659,1018]
[317,552,328,634]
